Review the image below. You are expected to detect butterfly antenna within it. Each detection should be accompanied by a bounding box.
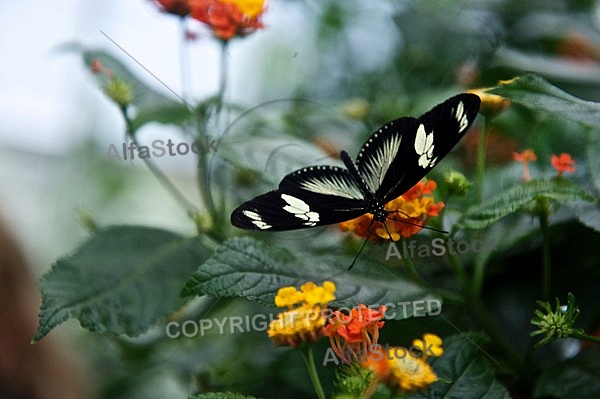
[387,210,449,235]
[348,234,371,271]
[348,218,378,270]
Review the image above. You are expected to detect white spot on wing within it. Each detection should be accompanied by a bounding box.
[281,194,319,226]
[455,101,469,132]
[281,194,320,226]
[415,124,437,168]
[242,210,272,230]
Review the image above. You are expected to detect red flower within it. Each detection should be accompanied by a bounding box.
[154,0,191,16]
[513,149,537,181]
[189,0,266,41]
[90,58,112,78]
[512,149,537,163]
[91,59,103,75]
[551,153,576,176]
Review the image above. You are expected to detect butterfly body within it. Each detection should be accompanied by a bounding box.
[231,94,481,233]
[339,149,388,223]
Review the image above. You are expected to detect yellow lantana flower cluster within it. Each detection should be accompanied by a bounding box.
[361,333,444,393]
[267,281,335,347]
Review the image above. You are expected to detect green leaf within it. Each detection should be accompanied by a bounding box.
[129,101,194,132]
[569,199,600,233]
[458,178,594,230]
[34,226,213,342]
[587,129,600,194]
[564,129,600,233]
[189,393,260,399]
[182,237,439,317]
[491,73,600,129]
[534,347,600,399]
[57,43,192,131]
[409,334,510,399]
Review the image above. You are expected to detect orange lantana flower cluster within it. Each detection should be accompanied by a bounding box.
[323,304,386,363]
[267,281,443,394]
[189,0,266,40]
[339,180,445,241]
[152,0,267,41]
[154,0,191,16]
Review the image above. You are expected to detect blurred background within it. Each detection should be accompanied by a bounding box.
[1,0,600,398]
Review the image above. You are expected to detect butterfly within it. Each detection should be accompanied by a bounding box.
[231,93,480,237]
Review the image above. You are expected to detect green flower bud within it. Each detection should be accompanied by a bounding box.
[193,212,213,233]
[105,77,134,107]
[234,168,260,187]
[443,170,471,196]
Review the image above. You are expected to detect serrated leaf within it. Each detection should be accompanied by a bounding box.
[534,347,600,399]
[459,178,594,230]
[57,43,192,131]
[587,130,600,194]
[491,73,600,129]
[182,237,439,318]
[34,226,213,342]
[189,393,260,399]
[568,199,600,233]
[409,334,510,399]
[566,129,600,233]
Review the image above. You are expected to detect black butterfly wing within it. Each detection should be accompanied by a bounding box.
[231,165,368,231]
[355,93,480,203]
[231,93,480,231]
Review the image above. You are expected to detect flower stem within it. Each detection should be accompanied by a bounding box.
[179,16,192,103]
[193,41,230,240]
[571,331,600,344]
[216,40,229,115]
[475,116,487,203]
[447,251,470,294]
[119,106,198,216]
[300,345,326,399]
[539,198,551,299]
[471,248,487,299]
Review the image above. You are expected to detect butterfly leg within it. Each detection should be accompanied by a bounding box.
[386,210,448,235]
